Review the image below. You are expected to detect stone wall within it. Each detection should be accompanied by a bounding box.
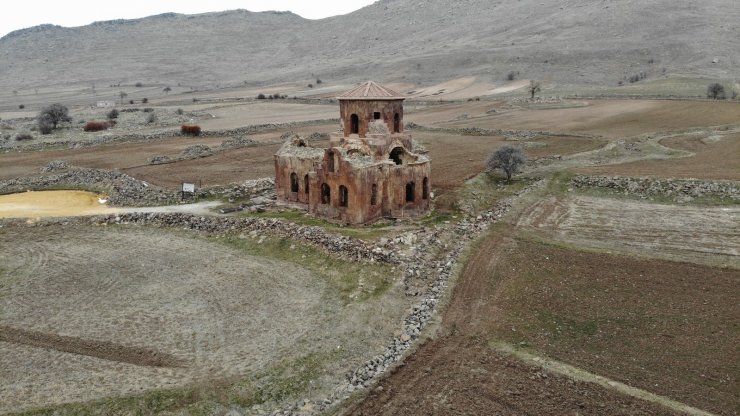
[570,175,739,202]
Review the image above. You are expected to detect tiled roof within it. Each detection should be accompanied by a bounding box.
[337,81,405,100]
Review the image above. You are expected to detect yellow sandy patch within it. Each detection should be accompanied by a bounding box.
[0,190,118,219]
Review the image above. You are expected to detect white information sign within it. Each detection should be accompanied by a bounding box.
[182,183,195,193]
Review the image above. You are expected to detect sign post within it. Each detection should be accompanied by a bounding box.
[182,182,195,200]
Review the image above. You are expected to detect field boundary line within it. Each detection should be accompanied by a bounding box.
[490,340,717,416]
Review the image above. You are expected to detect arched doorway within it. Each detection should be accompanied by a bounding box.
[290,172,299,192]
[406,182,415,202]
[304,174,310,195]
[350,114,359,134]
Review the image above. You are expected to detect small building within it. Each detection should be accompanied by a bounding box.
[274,81,431,225]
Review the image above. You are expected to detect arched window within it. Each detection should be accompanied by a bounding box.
[406,182,415,202]
[389,147,404,165]
[304,174,310,195]
[339,185,349,207]
[290,172,299,192]
[393,113,400,133]
[350,114,359,134]
[422,177,429,200]
[370,184,378,206]
[321,183,331,204]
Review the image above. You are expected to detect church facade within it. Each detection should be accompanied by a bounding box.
[274,81,431,225]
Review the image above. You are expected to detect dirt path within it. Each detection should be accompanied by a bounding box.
[0,325,184,368]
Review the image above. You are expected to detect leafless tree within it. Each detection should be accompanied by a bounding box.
[119,91,128,105]
[528,80,541,99]
[487,146,526,181]
[707,83,725,100]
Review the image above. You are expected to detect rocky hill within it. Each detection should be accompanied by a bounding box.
[0,0,737,91]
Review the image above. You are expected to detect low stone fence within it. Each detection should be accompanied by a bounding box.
[570,175,739,201]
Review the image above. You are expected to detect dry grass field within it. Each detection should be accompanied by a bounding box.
[0,225,407,414]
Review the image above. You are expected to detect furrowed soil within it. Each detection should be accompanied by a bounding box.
[0,225,408,414]
[346,226,738,415]
[517,195,740,266]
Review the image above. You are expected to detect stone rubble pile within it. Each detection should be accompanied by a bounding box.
[571,175,739,201]
[12,212,401,265]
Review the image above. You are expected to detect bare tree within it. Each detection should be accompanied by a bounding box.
[707,83,725,100]
[163,86,171,94]
[528,80,541,99]
[37,103,72,133]
[487,146,526,181]
[119,91,128,105]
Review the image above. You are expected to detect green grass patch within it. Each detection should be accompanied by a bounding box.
[217,234,395,303]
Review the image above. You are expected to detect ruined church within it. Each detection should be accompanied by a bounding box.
[274,81,431,225]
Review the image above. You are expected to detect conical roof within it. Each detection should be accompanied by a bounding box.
[337,81,405,100]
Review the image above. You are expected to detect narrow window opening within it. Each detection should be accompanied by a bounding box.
[389,147,404,165]
[321,183,331,204]
[304,174,310,195]
[422,177,429,200]
[406,182,415,202]
[350,114,359,134]
[370,184,377,206]
[290,172,299,192]
[373,111,381,120]
[339,185,349,207]
[393,113,400,133]
[327,151,336,173]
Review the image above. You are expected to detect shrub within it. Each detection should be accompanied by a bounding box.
[257,93,266,99]
[142,98,148,104]
[163,86,171,93]
[18,104,25,109]
[316,79,322,84]
[83,121,109,132]
[106,109,119,120]
[142,107,154,112]
[707,83,725,100]
[135,82,143,87]
[307,83,313,88]
[129,100,134,104]
[176,108,184,115]
[15,133,33,141]
[507,71,518,81]
[146,113,157,124]
[181,124,201,136]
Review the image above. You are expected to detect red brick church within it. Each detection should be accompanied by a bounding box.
[274,81,431,225]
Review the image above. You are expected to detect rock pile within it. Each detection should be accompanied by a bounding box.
[571,175,739,201]
[40,160,69,173]
[182,144,213,158]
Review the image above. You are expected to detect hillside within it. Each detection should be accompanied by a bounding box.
[0,0,737,92]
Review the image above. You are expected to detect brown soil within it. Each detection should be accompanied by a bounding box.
[440,100,740,138]
[486,237,739,415]
[345,230,678,415]
[578,133,740,180]
[0,325,183,368]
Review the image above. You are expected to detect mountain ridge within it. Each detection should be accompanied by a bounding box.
[1,0,737,91]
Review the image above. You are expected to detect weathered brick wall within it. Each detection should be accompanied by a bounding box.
[339,100,404,138]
